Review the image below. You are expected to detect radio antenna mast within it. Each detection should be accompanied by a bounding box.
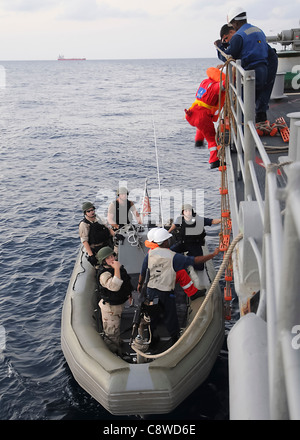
[152,117,164,226]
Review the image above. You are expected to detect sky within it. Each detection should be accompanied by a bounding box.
[0,0,299,60]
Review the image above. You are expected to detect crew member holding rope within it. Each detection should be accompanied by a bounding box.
[214,7,277,128]
[145,227,207,301]
[215,19,278,134]
[138,228,220,346]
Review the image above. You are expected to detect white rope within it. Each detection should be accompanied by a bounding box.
[131,232,243,360]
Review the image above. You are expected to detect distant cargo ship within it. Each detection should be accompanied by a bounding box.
[58,55,86,61]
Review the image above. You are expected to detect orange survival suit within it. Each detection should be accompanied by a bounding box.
[185,67,225,165]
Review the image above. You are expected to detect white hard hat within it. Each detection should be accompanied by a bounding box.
[153,228,172,245]
[147,227,160,242]
[227,6,247,24]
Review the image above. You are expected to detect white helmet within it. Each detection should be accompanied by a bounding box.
[147,227,160,242]
[153,228,172,245]
[227,6,247,24]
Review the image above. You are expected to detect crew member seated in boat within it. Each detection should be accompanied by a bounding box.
[168,204,221,270]
[185,67,226,169]
[96,246,133,355]
[215,22,278,134]
[145,227,206,301]
[107,187,143,230]
[79,202,115,266]
[138,228,220,345]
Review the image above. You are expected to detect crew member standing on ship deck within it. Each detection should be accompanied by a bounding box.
[214,7,271,125]
[138,228,220,344]
[215,22,278,131]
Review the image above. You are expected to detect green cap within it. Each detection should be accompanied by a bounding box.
[82,202,95,213]
[117,187,128,195]
[182,203,193,211]
[96,246,114,264]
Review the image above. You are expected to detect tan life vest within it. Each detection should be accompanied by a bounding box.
[147,247,177,291]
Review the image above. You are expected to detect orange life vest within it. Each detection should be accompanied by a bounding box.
[186,67,226,122]
[144,240,158,250]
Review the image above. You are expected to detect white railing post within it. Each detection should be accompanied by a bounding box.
[235,60,243,180]
[243,69,256,201]
[277,162,300,419]
[294,121,300,162]
[287,112,300,161]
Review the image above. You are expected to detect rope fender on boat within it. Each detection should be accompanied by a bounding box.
[131,232,243,360]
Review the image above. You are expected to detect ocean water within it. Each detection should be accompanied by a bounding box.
[0,58,236,421]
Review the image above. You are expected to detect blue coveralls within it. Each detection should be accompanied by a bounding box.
[217,23,276,121]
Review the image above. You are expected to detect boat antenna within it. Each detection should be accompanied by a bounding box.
[152,116,164,226]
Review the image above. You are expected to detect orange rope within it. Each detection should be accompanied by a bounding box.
[215,62,234,320]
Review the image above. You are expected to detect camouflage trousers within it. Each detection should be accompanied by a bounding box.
[99,299,125,353]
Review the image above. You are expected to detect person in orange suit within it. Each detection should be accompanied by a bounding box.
[185,67,226,169]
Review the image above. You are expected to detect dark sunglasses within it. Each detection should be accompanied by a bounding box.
[86,208,95,213]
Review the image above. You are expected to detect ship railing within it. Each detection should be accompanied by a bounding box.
[224,58,300,419]
[225,59,283,304]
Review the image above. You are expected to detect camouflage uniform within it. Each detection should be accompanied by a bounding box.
[98,266,132,354]
[99,300,125,353]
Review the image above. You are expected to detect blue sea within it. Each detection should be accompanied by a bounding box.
[0,58,237,422]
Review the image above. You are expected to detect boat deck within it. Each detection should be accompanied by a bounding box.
[93,273,205,361]
[120,290,187,359]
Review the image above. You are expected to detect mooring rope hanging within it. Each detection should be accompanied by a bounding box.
[213,60,236,319]
[131,60,242,360]
[130,232,243,360]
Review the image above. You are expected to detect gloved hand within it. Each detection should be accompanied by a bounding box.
[87,254,98,266]
[115,233,125,242]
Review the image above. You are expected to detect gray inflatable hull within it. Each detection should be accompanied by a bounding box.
[61,235,224,416]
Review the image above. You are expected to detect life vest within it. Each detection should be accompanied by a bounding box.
[80,217,110,244]
[97,265,133,305]
[144,240,158,250]
[186,67,225,122]
[236,23,268,69]
[179,215,206,245]
[147,247,177,292]
[113,200,132,227]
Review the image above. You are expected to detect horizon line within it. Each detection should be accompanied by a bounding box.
[0,56,219,62]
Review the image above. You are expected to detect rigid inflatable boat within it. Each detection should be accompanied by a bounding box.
[61,224,224,416]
